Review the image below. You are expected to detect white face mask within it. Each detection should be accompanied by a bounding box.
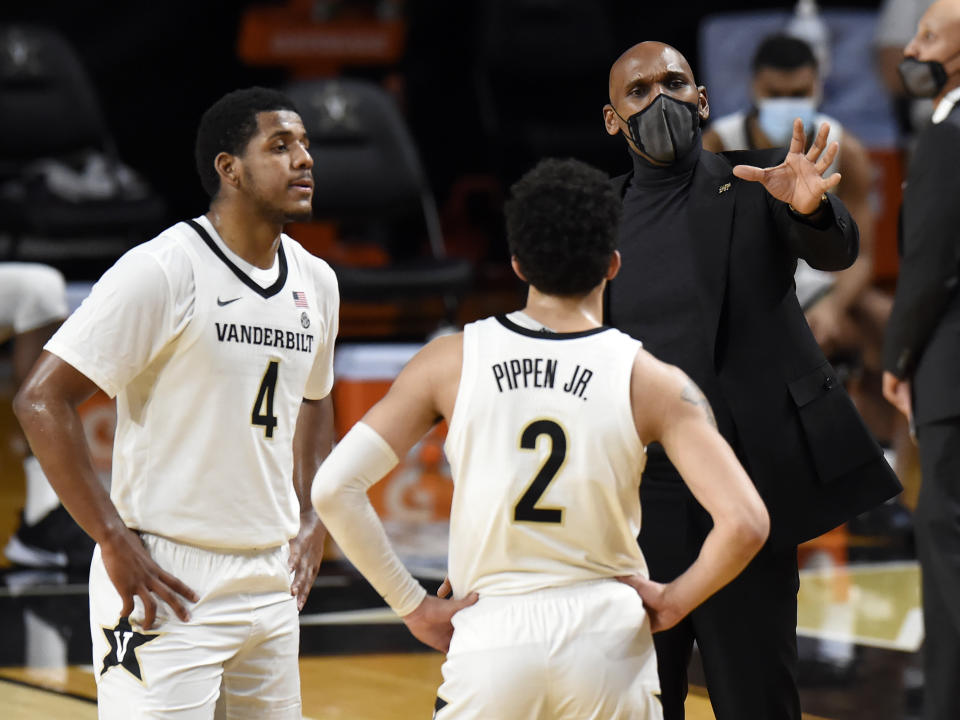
[755,96,818,145]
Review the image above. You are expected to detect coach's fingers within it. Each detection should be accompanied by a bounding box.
[815,141,839,174]
[821,171,842,193]
[805,122,831,163]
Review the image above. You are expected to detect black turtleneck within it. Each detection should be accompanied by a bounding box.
[609,133,736,448]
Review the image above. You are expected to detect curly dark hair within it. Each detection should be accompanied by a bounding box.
[505,158,621,296]
[194,87,300,199]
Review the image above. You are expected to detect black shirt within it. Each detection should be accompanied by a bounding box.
[608,134,737,454]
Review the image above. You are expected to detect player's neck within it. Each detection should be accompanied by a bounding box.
[522,285,605,332]
[206,202,282,270]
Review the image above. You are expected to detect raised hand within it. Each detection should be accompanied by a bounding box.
[100,527,198,630]
[289,510,327,611]
[403,592,479,653]
[732,118,841,214]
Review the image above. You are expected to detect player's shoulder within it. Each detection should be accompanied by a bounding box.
[418,330,464,362]
[630,345,686,394]
[112,221,197,280]
[393,330,463,387]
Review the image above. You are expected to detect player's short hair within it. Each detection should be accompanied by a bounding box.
[505,158,621,297]
[751,34,818,73]
[195,87,300,198]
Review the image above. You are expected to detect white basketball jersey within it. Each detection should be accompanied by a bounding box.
[46,216,339,549]
[444,315,649,597]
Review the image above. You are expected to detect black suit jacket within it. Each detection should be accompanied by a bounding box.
[883,103,960,425]
[610,148,901,548]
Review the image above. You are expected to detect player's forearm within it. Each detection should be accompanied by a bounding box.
[13,387,126,545]
[315,481,427,615]
[659,418,768,614]
[293,395,335,513]
[311,422,427,616]
[663,510,768,616]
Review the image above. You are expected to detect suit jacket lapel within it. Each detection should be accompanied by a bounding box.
[689,150,736,359]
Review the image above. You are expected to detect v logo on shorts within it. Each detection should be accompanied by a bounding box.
[100,617,160,683]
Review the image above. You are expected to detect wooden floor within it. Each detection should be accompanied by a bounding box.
[0,658,832,720]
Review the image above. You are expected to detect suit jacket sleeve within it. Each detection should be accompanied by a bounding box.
[883,119,960,378]
[767,189,859,271]
[720,148,859,271]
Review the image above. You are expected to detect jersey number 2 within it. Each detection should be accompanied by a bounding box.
[514,419,566,524]
[252,360,279,438]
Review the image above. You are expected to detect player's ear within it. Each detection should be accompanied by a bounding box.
[215,152,241,189]
[606,251,621,281]
[511,257,529,283]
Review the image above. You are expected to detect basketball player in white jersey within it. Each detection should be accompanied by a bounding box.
[312,158,769,719]
[14,87,338,718]
[0,262,94,569]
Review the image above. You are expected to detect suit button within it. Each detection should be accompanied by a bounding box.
[822,377,835,391]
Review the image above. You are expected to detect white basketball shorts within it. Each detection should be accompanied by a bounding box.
[90,533,300,719]
[434,578,662,720]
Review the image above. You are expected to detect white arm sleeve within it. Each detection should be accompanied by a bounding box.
[311,421,427,616]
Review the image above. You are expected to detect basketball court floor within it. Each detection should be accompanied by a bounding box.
[0,363,921,719]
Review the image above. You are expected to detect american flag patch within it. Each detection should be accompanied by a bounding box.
[292,291,309,308]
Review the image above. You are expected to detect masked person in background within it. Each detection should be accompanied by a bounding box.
[704,35,885,365]
[603,41,901,720]
[704,34,912,513]
[884,2,960,718]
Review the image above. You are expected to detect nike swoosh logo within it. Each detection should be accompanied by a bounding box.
[217,297,241,307]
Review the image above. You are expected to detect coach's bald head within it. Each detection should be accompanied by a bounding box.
[603,42,709,160]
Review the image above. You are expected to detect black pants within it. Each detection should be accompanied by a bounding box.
[639,452,801,720]
[915,418,960,720]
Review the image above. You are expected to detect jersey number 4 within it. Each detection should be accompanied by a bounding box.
[514,419,566,524]
[252,360,279,438]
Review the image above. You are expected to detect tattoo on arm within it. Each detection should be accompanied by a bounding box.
[681,379,718,429]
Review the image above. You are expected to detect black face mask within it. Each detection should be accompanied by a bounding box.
[898,57,950,98]
[612,94,701,164]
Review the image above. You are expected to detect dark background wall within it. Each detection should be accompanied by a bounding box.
[1,0,885,225]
